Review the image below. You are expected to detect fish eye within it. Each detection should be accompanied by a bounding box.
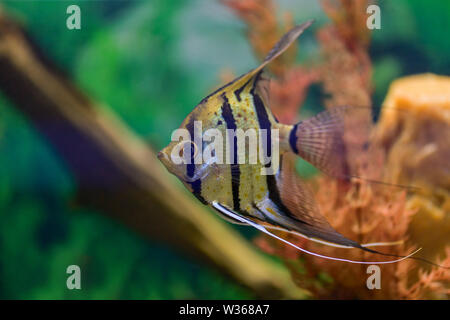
[178,141,198,159]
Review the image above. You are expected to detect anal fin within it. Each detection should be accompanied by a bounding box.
[211,201,420,265]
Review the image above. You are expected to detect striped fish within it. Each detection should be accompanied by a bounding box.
[157,21,420,264]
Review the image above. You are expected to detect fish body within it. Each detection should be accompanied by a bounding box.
[175,71,290,219]
[158,20,363,249]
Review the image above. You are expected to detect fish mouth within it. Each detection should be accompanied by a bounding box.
[157,150,169,165]
[158,150,186,180]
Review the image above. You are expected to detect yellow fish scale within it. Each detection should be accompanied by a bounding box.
[225,89,270,214]
[197,95,233,206]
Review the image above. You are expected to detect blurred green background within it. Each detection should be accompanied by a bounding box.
[0,0,449,299]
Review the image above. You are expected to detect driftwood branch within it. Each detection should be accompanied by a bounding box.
[0,9,309,299]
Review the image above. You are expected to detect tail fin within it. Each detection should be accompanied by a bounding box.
[289,107,350,179]
[288,106,417,189]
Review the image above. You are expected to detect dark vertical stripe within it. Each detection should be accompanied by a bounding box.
[249,74,271,155]
[185,119,196,178]
[234,77,252,102]
[289,123,299,154]
[191,180,207,204]
[250,72,272,158]
[266,160,311,226]
[186,119,207,204]
[265,155,293,218]
[250,72,298,219]
[221,93,241,211]
[200,73,246,104]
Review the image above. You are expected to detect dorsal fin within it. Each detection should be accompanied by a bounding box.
[231,20,314,93]
[205,20,314,104]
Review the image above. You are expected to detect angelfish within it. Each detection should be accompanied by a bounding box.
[157,20,419,264]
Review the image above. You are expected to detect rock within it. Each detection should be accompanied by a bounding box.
[376,73,450,262]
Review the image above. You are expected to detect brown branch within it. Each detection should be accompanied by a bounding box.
[0,9,309,299]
